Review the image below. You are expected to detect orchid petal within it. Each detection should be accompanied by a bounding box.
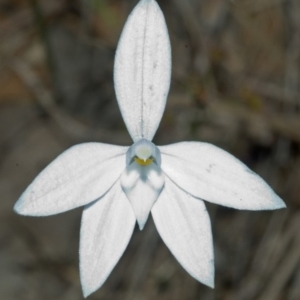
[159,142,286,210]
[80,181,136,298]
[152,177,214,287]
[114,0,171,141]
[14,143,127,216]
[121,162,164,230]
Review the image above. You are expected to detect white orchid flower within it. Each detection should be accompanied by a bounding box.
[14,0,286,297]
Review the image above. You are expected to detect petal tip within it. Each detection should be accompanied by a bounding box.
[133,212,150,231]
[194,271,215,289]
[138,220,146,231]
[80,275,98,298]
[82,286,93,298]
[13,196,47,217]
[271,194,286,210]
[203,261,215,289]
[277,201,287,209]
[201,272,215,289]
[13,199,24,215]
[13,203,20,214]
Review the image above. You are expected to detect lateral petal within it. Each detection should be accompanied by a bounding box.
[14,143,127,216]
[121,162,164,230]
[152,177,214,288]
[159,142,286,210]
[80,181,136,298]
[114,0,171,141]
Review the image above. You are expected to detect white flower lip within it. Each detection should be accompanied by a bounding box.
[122,139,164,230]
[120,161,164,230]
[13,0,286,298]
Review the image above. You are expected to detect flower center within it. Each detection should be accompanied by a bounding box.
[126,138,161,167]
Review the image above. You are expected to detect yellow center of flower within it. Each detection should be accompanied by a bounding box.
[134,157,153,166]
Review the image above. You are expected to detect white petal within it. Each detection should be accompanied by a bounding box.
[152,177,214,287]
[114,0,171,141]
[80,181,136,298]
[159,142,286,210]
[121,162,164,230]
[14,143,127,216]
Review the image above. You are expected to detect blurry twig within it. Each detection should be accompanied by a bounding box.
[241,0,286,14]
[9,216,77,286]
[30,0,59,97]
[125,222,160,300]
[230,3,284,64]
[0,0,64,38]
[171,0,219,100]
[283,0,300,108]
[244,77,300,105]
[233,211,288,300]
[271,0,300,187]
[171,0,207,52]
[288,268,300,300]
[235,212,300,300]
[257,213,300,300]
[208,102,300,143]
[9,59,127,144]
[209,1,231,37]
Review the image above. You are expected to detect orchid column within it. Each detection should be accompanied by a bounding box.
[14,0,286,298]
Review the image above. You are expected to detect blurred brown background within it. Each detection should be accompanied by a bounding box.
[0,0,299,299]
